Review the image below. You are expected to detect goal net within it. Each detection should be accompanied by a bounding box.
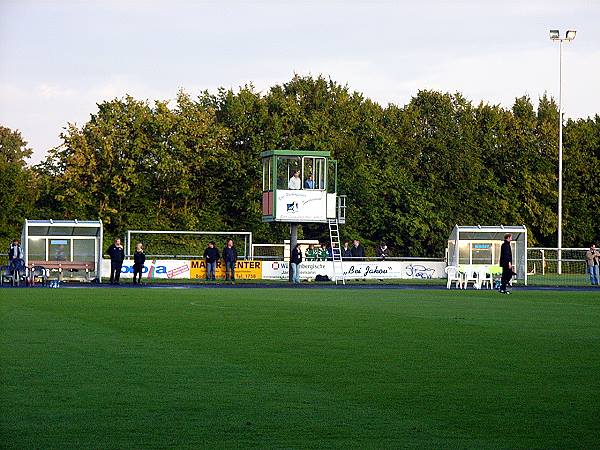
[124,230,252,259]
[527,247,590,286]
[252,244,285,260]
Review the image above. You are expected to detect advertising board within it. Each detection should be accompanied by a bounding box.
[262,260,446,281]
[189,260,262,280]
[275,190,326,222]
[101,259,191,280]
[101,259,445,282]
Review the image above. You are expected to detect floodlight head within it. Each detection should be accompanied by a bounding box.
[550,29,560,40]
[565,30,577,40]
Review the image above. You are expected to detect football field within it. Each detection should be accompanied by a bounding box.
[1,287,598,448]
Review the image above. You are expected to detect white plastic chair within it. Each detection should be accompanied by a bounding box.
[445,266,462,289]
[460,265,479,289]
[477,267,493,289]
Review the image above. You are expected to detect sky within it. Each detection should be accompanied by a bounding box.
[1,0,599,164]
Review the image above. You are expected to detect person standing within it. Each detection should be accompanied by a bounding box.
[290,243,302,284]
[499,233,513,294]
[351,239,365,260]
[132,243,146,285]
[8,239,23,264]
[341,241,352,259]
[8,239,24,280]
[305,244,317,261]
[288,170,301,189]
[203,241,220,281]
[304,174,315,189]
[107,238,125,285]
[585,243,600,286]
[318,243,329,261]
[376,242,389,260]
[223,239,238,282]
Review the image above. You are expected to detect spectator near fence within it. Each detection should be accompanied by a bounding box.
[8,239,25,281]
[223,239,238,282]
[8,239,23,263]
[351,239,365,260]
[107,238,125,285]
[203,242,220,281]
[585,244,600,286]
[376,242,389,260]
[305,244,318,261]
[132,243,146,285]
[290,243,302,284]
[318,243,329,261]
[341,241,352,259]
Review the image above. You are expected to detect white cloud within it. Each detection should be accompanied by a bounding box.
[1,0,598,165]
[37,83,76,99]
[0,77,176,164]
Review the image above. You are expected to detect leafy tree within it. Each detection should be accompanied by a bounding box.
[16,75,600,256]
[0,126,36,244]
[563,115,600,246]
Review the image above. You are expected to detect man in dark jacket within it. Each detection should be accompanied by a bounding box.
[351,239,365,260]
[107,238,125,285]
[8,239,25,281]
[8,239,23,263]
[376,242,389,260]
[290,243,302,284]
[203,242,220,281]
[341,241,352,259]
[499,233,513,294]
[132,242,146,285]
[223,239,237,282]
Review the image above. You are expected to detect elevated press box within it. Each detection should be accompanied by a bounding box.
[261,149,345,224]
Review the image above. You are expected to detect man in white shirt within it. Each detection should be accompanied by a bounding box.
[288,170,301,189]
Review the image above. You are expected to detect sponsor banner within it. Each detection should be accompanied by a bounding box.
[343,261,446,280]
[262,261,329,280]
[262,260,446,280]
[275,190,327,222]
[101,259,191,279]
[102,259,446,281]
[190,260,262,280]
[401,261,447,279]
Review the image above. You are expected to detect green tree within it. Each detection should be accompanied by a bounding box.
[0,126,36,244]
[22,75,600,257]
[563,115,600,246]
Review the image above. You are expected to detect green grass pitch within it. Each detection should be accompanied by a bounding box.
[1,287,599,448]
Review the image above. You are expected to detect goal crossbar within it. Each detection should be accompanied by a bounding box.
[125,230,253,259]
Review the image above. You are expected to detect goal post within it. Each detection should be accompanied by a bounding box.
[252,244,285,260]
[124,230,253,259]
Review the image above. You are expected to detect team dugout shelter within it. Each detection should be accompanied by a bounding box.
[21,219,103,281]
[447,225,528,284]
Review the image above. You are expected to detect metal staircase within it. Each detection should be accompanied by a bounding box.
[328,218,345,285]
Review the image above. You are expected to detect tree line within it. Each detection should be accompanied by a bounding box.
[2,75,599,257]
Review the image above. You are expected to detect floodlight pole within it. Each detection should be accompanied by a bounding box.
[558,37,563,275]
[550,29,576,275]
